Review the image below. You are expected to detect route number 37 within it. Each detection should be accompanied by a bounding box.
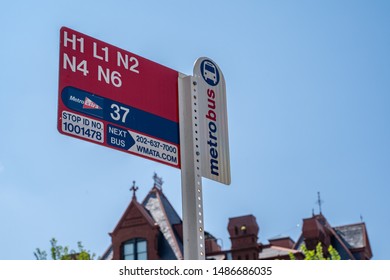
[110,103,130,123]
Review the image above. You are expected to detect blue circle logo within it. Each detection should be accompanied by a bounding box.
[200,59,220,86]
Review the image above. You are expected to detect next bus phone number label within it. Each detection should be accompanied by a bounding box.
[107,124,179,167]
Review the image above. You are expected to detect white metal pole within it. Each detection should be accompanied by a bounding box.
[178,74,205,260]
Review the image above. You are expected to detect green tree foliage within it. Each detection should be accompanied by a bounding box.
[290,242,341,260]
[327,244,341,260]
[34,238,96,260]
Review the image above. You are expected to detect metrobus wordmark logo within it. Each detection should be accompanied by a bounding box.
[194,57,230,185]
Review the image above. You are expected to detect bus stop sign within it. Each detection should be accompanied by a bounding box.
[58,27,180,168]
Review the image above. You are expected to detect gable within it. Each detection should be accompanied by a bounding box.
[112,199,156,235]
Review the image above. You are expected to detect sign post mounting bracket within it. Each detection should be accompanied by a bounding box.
[179,74,205,260]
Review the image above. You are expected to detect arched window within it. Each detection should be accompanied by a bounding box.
[122,238,147,260]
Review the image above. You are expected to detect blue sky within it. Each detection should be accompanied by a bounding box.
[1,0,389,259]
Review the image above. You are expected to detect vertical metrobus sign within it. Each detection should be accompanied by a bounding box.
[194,57,231,185]
[58,27,180,168]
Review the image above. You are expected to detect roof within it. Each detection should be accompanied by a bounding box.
[142,186,183,260]
[100,246,113,260]
[260,245,300,260]
[100,196,157,260]
[101,184,184,260]
[112,196,157,234]
[334,223,366,249]
[294,214,372,260]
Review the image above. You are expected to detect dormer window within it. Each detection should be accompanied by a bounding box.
[122,238,147,260]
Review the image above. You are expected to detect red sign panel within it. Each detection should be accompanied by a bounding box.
[58,27,180,168]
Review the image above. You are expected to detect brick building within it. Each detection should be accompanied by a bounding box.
[101,175,372,260]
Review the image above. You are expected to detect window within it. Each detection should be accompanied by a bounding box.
[122,238,147,260]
